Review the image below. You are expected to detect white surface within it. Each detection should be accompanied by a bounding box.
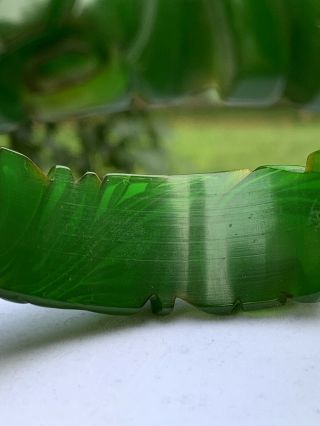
[0,299,320,426]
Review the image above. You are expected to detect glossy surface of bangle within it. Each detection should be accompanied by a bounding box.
[0,147,320,315]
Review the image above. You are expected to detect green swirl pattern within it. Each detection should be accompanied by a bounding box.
[0,148,320,314]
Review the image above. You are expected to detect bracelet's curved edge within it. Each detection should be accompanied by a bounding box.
[3,145,320,181]
[0,146,49,181]
[1,286,319,316]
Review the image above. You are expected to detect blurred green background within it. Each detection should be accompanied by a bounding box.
[1,106,319,175]
[1,0,320,176]
[162,107,320,173]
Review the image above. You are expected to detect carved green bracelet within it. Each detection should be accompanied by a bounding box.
[0,147,320,315]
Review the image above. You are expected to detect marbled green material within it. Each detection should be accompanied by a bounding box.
[0,147,320,314]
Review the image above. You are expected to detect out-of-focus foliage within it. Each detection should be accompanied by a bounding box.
[7,110,167,176]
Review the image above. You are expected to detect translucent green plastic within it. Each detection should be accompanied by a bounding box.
[0,147,320,315]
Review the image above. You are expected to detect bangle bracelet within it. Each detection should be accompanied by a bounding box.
[0,147,319,315]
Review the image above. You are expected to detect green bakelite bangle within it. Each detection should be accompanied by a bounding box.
[0,147,320,315]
